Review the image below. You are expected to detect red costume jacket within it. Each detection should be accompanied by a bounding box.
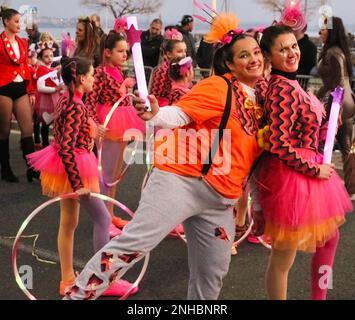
[0,31,34,94]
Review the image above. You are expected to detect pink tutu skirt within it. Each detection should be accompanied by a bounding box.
[27,143,100,197]
[36,92,61,117]
[254,149,352,252]
[96,104,145,141]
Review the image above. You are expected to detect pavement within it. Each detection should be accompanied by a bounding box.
[0,130,355,300]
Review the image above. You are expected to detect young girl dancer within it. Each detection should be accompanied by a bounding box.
[27,56,137,297]
[86,30,144,229]
[168,56,194,105]
[150,28,187,107]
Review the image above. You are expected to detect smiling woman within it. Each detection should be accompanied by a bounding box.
[253,24,353,301]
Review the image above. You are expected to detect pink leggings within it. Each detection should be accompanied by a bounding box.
[311,229,340,300]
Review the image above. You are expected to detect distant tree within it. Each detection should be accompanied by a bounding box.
[80,0,161,19]
[255,0,322,17]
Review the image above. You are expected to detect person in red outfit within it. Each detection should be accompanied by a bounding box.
[0,6,39,183]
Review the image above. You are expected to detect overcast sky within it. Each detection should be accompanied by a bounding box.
[7,0,355,30]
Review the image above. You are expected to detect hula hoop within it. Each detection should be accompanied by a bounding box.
[97,93,140,188]
[12,193,150,300]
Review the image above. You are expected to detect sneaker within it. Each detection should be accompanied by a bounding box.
[350,194,355,201]
[102,279,139,297]
[112,216,129,229]
[109,224,122,238]
[247,234,261,244]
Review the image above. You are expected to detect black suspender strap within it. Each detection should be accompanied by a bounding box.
[201,75,233,178]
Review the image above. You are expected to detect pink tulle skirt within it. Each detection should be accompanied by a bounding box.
[27,143,100,197]
[96,104,146,141]
[254,149,352,252]
[36,92,61,116]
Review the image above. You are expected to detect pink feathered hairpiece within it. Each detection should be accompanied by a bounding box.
[280,0,307,33]
[114,17,128,33]
[176,56,193,77]
[164,28,183,41]
[221,28,245,45]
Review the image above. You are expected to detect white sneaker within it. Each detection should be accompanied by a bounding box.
[350,194,355,201]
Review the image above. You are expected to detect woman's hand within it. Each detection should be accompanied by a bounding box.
[133,93,160,121]
[317,164,335,180]
[75,187,91,198]
[97,125,108,139]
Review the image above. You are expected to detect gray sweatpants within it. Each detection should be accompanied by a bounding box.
[64,168,236,300]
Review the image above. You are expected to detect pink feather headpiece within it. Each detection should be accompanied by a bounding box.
[280,0,307,33]
[164,28,183,41]
[114,17,128,33]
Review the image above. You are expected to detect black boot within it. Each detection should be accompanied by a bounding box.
[20,136,40,182]
[0,139,19,183]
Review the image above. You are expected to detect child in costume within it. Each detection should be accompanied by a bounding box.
[35,42,64,147]
[150,28,187,107]
[168,56,194,105]
[86,29,144,230]
[27,56,138,297]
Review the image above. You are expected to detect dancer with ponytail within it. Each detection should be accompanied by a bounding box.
[27,56,138,297]
[150,28,187,107]
[86,29,144,230]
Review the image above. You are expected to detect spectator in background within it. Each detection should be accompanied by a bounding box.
[26,23,41,46]
[177,15,196,65]
[90,14,105,38]
[196,38,213,77]
[141,18,164,68]
[38,32,60,57]
[317,16,355,197]
[295,25,317,75]
[74,16,101,67]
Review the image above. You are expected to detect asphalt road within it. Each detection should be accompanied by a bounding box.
[1,131,355,300]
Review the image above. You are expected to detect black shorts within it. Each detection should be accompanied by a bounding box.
[0,82,27,101]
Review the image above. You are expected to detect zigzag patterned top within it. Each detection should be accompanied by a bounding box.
[168,84,190,105]
[53,92,93,191]
[231,77,267,135]
[265,74,321,176]
[86,65,130,113]
[150,57,171,100]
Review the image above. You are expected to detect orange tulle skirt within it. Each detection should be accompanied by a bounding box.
[254,149,352,252]
[27,144,100,197]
